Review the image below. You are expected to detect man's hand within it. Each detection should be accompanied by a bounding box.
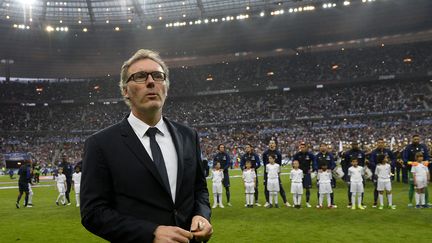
[153,226,193,243]
[190,215,213,242]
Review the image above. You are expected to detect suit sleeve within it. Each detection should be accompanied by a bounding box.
[80,136,158,243]
[192,131,211,221]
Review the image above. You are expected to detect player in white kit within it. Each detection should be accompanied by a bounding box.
[317,164,333,208]
[411,153,430,208]
[211,162,224,208]
[72,166,82,207]
[290,160,303,209]
[266,154,280,208]
[374,154,396,209]
[348,158,365,210]
[55,168,67,206]
[243,160,256,208]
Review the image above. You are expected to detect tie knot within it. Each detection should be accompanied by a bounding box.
[146,127,159,138]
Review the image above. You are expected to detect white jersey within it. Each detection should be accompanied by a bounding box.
[290,169,303,183]
[411,163,429,179]
[242,169,256,184]
[55,174,67,185]
[317,171,332,183]
[73,172,82,184]
[348,166,364,183]
[211,170,224,184]
[375,163,391,182]
[266,163,280,180]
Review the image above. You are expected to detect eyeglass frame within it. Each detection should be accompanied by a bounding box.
[126,71,167,83]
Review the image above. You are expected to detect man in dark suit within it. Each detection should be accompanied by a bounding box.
[80,49,212,243]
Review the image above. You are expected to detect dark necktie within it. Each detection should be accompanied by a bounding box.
[146,127,171,196]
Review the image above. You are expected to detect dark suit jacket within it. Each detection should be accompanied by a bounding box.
[80,117,211,242]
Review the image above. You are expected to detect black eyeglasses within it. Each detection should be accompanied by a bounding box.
[126,71,167,83]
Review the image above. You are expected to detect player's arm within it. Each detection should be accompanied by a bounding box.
[239,156,245,171]
[255,155,261,170]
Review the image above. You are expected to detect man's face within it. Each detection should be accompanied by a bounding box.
[219,145,225,153]
[123,59,168,116]
[320,144,327,153]
[245,145,251,153]
[377,140,384,149]
[413,136,420,145]
[62,155,67,162]
[300,144,307,152]
[269,141,276,150]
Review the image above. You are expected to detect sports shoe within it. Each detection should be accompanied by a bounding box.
[372,204,377,208]
[76,204,80,207]
[332,204,338,208]
[389,205,396,209]
[255,202,262,207]
[227,202,232,207]
[422,204,429,208]
[26,205,33,208]
[66,203,71,206]
[212,204,217,209]
[244,204,248,207]
[56,201,59,206]
[415,205,421,209]
[351,205,356,210]
[16,202,20,209]
[285,202,291,207]
[264,202,270,207]
[274,204,279,208]
[378,205,384,210]
[317,205,323,209]
[266,204,273,209]
[316,205,320,209]
[347,204,352,208]
[407,203,414,208]
[327,205,333,209]
[306,202,312,208]
[358,205,366,210]
[219,204,225,208]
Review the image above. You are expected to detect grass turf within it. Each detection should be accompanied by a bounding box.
[0,168,431,242]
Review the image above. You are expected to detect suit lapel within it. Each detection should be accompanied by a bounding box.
[164,118,184,203]
[119,118,172,197]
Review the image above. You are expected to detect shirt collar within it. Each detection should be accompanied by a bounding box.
[127,112,167,138]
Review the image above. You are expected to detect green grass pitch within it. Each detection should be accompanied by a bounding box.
[1,168,432,242]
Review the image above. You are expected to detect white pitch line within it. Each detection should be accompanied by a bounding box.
[0,184,53,190]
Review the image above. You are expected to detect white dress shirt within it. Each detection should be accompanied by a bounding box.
[128,112,178,202]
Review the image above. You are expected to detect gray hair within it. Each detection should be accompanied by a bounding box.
[119,49,170,106]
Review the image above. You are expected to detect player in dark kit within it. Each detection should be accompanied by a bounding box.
[213,144,232,206]
[240,144,262,206]
[16,162,32,208]
[293,142,316,208]
[369,138,396,208]
[58,154,74,206]
[314,143,337,208]
[343,141,366,208]
[403,135,430,207]
[262,140,290,207]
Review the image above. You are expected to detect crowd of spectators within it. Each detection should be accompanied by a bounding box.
[1,41,432,167]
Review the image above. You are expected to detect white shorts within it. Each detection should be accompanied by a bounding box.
[213,183,222,194]
[291,182,303,194]
[74,184,81,193]
[319,183,333,194]
[245,182,255,193]
[57,184,66,193]
[350,182,364,193]
[416,177,427,189]
[377,180,392,191]
[267,178,280,192]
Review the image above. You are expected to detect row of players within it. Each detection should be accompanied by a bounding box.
[211,152,430,209]
[15,162,82,209]
[210,135,431,208]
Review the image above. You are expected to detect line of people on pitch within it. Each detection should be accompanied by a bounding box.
[209,135,430,209]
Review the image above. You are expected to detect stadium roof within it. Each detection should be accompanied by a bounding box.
[0,0,323,29]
